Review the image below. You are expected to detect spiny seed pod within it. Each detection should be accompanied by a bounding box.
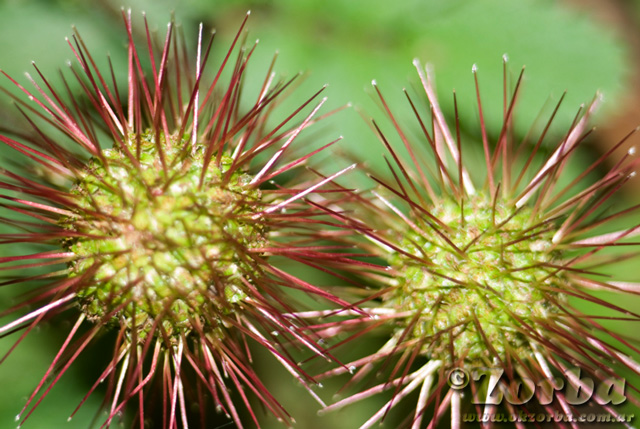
[0,11,353,429]
[313,58,640,428]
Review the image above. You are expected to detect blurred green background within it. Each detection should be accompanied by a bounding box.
[0,0,639,428]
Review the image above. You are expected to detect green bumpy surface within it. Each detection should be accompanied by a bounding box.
[62,133,266,340]
[389,196,561,363]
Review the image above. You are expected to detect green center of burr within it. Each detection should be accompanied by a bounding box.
[389,196,561,363]
[63,133,267,340]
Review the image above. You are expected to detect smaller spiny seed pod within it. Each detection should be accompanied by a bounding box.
[0,11,353,429]
[313,58,640,428]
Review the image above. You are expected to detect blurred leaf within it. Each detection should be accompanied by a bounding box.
[192,0,628,144]
[0,1,127,92]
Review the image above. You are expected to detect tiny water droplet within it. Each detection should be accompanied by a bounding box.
[15,415,20,422]
[472,64,478,73]
[371,314,380,320]
[316,382,323,388]
[271,330,279,336]
[348,365,356,374]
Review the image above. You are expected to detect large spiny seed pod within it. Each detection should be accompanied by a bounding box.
[311,59,640,428]
[0,11,353,429]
